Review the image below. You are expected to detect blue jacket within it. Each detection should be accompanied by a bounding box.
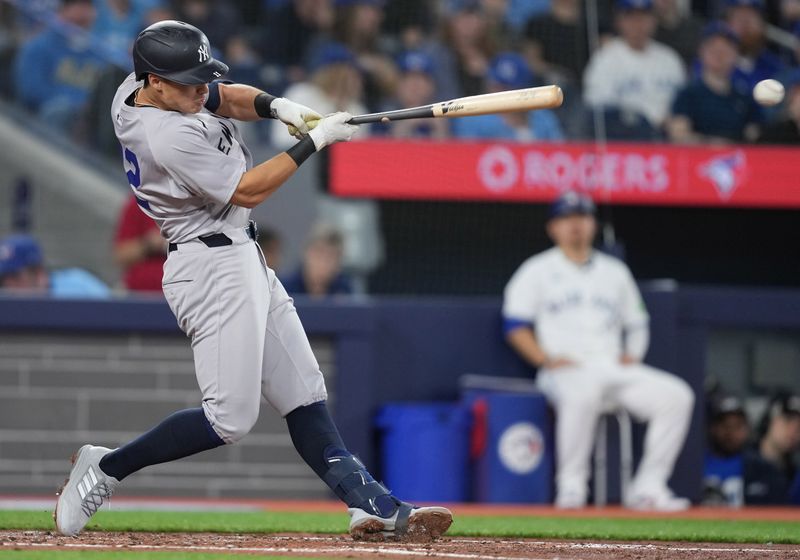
[14,27,107,111]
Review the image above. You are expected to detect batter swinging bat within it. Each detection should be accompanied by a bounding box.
[287,85,564,135]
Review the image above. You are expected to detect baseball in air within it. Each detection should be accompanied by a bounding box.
[753,79,785,106]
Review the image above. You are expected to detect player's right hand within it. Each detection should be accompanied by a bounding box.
[308,112,360,151]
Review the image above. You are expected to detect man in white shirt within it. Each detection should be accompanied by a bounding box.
[583,0,685,129]
[502,192,694,510]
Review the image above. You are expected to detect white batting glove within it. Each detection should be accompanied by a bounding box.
[270,97,322,136]
[308,112,359,151]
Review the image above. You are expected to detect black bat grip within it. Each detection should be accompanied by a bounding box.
[346,105,435,125]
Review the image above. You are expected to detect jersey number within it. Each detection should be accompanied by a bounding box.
[123,147,150,210]
[124,147,141,188]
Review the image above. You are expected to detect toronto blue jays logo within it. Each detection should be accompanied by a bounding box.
[698,151,746,200]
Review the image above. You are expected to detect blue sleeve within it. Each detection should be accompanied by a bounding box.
[502,317,533,336]
[532,110,564,141]
[204,79,235,113]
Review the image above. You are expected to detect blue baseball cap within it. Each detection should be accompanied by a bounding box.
[549,192,596,220]
[616,0,653,11]
[701,21,739,45]
[397,50,435,76]
[488,53,534,89]
[309,42,360,72]
[0,234,43,276]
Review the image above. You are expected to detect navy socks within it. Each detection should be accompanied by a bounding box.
[99,408,224,481]
[98,401,396,518]
[286,402,397,517]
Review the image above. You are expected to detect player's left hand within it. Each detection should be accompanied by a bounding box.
[271,98,322,137]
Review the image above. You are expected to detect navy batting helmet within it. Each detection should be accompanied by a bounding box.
[133,20,229,85]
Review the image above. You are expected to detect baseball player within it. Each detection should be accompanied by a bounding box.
[54,20,452,541]
[502,192,695,510]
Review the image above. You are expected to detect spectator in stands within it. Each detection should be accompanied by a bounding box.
[92,0,149,61]
[507,0,552,32]
[523,0,589,84]
[113,196,167,293]
[383,50,450,139]
[173,0,242,52]
[440,0,498,97]
[452,52,564,141]
[758,70,800,143]
[667,22,760,143]
[583,0,685,136]
[330,0,398,110]
[0,234,109,298]
[703,395,749,506]
[747,393,800,503]
[282,224,353,298]
[259,0,334,83]
[386,4,461,101]
[653,0,705,67]
[257,227,283,273]
[270,43,368,149]
[13,0,107,132]
[502,191,694,510]
[723,0,783,92]
[471,0,515,50]
[172,0,241,52]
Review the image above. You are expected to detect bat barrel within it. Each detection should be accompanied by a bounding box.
[343,85,564,125]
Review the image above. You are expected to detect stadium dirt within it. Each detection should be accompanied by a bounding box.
[2,530,799,560]
[3,503,799,559]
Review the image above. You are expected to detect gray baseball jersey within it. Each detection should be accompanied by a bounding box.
[111,73,252,243]
[110,73,327,434]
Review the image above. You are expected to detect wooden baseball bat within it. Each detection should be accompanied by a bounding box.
[287,86,563,135]
[347,85,563,124]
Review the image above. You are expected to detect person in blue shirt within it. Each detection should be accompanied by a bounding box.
[13,0,108,132]
[0,234,109,298]
[281,225,353,298]
[703,395,749,506]
[92,0,153,65]
[724,0,784,91]
[667,22,760,143]
[452,52,564,142]
[380,50,450,139]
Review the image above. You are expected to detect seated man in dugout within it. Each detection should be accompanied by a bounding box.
[502,191,695,510]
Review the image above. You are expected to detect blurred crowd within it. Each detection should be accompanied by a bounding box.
[704,392,800,505]
[2,0,800,148]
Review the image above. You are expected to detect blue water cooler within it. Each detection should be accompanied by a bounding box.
[466,391,553,503]
[375,402,470,502]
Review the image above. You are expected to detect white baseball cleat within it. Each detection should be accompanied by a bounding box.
[625,489,690,512]
[54,445,120,536]
[348,503,453,542]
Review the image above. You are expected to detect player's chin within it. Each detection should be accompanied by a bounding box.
[183,99,205,113]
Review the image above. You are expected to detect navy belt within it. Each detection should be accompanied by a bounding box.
[168,221,258,253]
